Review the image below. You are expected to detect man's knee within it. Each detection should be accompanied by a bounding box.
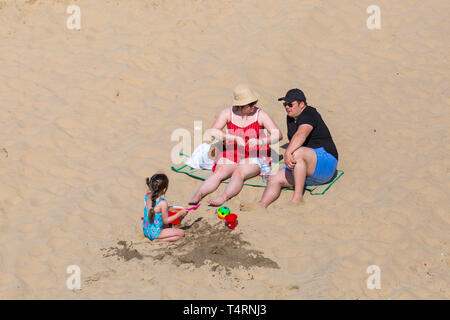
[293,150,318,178]
[267,172,283,185]
[293,148,316,168]
[292,147,310,160]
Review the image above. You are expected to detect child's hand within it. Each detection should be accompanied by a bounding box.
[179,209,189,216]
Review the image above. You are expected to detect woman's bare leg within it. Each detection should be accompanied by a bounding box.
[189,159,237,205]
[208,160,260,206]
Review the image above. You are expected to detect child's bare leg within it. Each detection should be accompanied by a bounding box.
[158,236,182,242]
[189,160,237,204]
[157,228,184,242]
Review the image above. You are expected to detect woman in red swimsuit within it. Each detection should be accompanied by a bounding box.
[189,84,282,206]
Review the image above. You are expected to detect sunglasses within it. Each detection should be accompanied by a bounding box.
[241,102,256,108]
[283,102,294,108]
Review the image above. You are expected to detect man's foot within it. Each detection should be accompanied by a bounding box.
[290,196,305,206]
[207,195,227,207]
[239,202,266,212]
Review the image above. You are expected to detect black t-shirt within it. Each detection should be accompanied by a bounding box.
[287,105,338,160]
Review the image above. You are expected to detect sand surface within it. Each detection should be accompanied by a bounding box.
[0,0,449,299]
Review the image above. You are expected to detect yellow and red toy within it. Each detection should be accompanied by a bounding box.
[217,206,231,219]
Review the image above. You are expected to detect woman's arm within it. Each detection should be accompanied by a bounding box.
[208,108,245,145]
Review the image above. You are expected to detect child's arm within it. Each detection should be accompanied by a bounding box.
[160,201,188,225]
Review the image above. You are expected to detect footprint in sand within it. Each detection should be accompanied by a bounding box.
[289,198,306,207]
[239,199,305,211]
[239,202,265,212]
[2,148,8,158]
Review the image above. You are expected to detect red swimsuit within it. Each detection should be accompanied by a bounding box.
[212,107,271,171]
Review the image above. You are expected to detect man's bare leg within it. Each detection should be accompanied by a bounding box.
[189,160,237,205]
[239,202,265,211]
[290,147,317,204]
[208,161,260,206]
[257,147,317,206]
[291,160,307,203]
[258,169,293,207]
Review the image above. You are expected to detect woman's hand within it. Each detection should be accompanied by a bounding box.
[247,138,261,148]
[234,136,246,148]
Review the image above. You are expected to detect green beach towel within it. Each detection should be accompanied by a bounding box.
[171,153,343,195]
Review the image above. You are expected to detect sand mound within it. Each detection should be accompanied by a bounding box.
[102,219,279,272]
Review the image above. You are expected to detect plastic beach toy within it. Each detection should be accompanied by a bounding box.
[168,206,183,225]
[168,204,200,226]
[217,206,231,219]
[186,203,201,211]
[224,213,238,229]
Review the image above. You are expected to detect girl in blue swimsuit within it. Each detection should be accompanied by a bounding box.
[143,174,188,242]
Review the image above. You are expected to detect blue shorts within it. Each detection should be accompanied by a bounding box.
[284,147,338,186]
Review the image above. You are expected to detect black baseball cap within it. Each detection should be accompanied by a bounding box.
[278,88,306,104]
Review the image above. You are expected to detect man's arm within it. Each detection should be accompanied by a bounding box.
[286,124,313,154]
[284,124,313,169]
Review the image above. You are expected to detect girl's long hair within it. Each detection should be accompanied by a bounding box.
[145,173,169,223]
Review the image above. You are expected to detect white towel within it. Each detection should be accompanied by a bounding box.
[185,143,216,170]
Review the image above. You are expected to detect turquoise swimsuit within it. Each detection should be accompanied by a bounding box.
[143,194,165,240]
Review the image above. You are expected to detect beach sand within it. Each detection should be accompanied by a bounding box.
[0,0,449,299]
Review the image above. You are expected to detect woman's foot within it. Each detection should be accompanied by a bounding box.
[189,193,202,205]
[207,195,227,207]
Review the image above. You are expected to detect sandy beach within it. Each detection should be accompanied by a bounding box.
[0,0,449,299]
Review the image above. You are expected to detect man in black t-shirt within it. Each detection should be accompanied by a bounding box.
[259,88,338,207]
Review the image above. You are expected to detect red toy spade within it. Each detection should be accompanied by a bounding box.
[186,203,201,211]
[168,204,201,226]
